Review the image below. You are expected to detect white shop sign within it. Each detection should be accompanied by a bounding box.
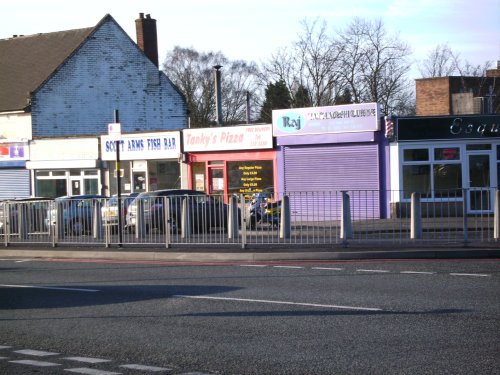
[101,131,180,161]
[273,102,380,136]
[183,124,273,152]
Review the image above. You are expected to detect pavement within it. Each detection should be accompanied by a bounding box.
[1,243,499,262]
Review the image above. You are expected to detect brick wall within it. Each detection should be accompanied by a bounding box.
[416,76,500,115]
[31,18,187,137]
[416,77,451,115]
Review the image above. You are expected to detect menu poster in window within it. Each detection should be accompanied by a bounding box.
[227,160,274,197]
[195,173,205,191]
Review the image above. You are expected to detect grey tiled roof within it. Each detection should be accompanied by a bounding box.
[0,26,95,112]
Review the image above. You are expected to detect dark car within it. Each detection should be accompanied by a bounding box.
[0,197,52,234]
[125,189,229,234]
[45,195,107,236]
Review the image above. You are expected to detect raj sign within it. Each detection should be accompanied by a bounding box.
[272,103,380,136]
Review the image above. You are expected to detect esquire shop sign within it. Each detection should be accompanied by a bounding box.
[397,115,500,141]
[100,131,180,160]
[272,103,380,136]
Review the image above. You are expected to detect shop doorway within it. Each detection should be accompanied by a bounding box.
[466,152,492,213]
[70,178,82,195]
[133,171,147,192]
[208,167,224,197]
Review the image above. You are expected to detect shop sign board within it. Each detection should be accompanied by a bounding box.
[183,124,273,152]
[100,131,180,161]
[0,142,29,160]
[272,103,380,136]
[397,115,500,141]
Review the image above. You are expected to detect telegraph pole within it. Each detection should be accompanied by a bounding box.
[114,109,123,247]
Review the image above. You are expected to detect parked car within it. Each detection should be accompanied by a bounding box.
[101,193,139,232]
[0,197,52,234]
[45,195,107,236]
[125,189,230,234]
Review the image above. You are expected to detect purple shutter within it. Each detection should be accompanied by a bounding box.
[283,144,381,220]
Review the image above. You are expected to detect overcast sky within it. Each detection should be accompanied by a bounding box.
[2,0,499,79]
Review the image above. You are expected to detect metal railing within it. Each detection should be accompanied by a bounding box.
[1,189,499,249]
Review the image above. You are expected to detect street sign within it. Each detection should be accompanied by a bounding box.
[108,123,122,140]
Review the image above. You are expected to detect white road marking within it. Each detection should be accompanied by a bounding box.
[120,363,172,371]
[65,368,121,375]
[312,267,344,271]
[9,359,60,367]
[449,273,490,277]
[175,294,382,311]
[64,357,111,363]
[273,266,304,269]
[0,345,12,349]
[14,349,59,356]
[0,284,99,292]
[239,264,267,267]
[400,271,436,275]
[356,269,390,273]
[15,259,34,263]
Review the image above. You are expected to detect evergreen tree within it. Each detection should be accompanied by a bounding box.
[259,80,292,123]
[292,84,312,108]
[335,88,353,105]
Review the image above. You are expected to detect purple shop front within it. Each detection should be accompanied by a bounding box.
[272,103,390,220]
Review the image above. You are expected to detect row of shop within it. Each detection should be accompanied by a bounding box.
[1,103,499,216]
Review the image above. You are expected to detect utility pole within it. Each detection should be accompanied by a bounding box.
[114,109,123,247]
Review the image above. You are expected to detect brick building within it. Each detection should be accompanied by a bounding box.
[416,63,500,116]
[0,14,188,198]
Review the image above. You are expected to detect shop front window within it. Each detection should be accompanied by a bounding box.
[191,162,206,192]
[403,165,431,199]
[433,164,462,197]
[404,149,428,162]
[84,178,99,195]
[37,179,67,198]
[402,146,466,200]
[148,161,180,190]
[227,160,274,198]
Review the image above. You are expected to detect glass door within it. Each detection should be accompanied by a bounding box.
[208,167,224,198]
[133,171,147,192]
[70,178,82,196]
[467,153,492,213]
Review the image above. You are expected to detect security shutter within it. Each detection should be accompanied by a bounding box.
[0,169,30,199]
[283,144,380,219]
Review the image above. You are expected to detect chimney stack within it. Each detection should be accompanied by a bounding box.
[135,13,159,67]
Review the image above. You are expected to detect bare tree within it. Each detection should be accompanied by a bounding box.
[418,43,456,78]
[162,47,261,127]
[419,43,493,78]
[261,19,344,107]
[261,18,414,115]
[337,18,413,115]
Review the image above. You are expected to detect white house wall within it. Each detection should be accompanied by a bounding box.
[30,18,186,137]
